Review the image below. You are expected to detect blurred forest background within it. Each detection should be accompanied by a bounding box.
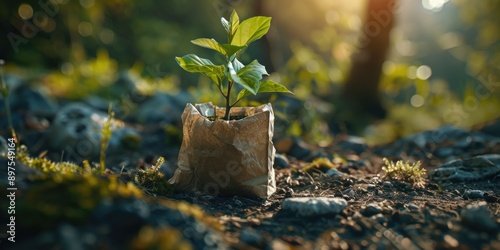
[1,0,499,145]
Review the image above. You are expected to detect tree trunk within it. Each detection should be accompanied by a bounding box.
[342,0,396,118]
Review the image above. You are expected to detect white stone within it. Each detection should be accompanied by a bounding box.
[281,197,347,217]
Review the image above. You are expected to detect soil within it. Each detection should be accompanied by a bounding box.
[168,143,500,249]
[2,119,499,249]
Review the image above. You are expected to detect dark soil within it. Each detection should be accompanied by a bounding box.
[167,142,500,249]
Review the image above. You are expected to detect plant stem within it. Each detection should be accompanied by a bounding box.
[224,81,232,120]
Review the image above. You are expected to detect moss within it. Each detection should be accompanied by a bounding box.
[382,158,426,188]
[131,226,193,250]
[303,157,337,172]
[133,157,174,197]
[15,174,143,229]
[17,145,81,174]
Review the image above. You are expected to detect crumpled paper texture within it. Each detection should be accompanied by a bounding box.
[168,102,276,199]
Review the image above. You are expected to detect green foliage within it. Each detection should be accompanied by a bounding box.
[176,10,292,120]
[382,158,426,188]
[133,157,174,197]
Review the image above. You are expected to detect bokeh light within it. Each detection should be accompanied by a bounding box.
[416,65,432,80]
[18,4,33,20]
[410,94,425,107]
[78,22,93,37]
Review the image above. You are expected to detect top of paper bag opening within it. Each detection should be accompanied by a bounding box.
[191,102,272,119]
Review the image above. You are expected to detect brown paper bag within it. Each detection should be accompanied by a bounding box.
[168,102,276,199]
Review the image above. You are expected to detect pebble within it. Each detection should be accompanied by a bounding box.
[371,214,387,225]
[326,168,344,177]
[363,203,382,216]
[281,197,348,217]
[342,189,355,198]
[460,201,497,232]
[407,203,420,212]
[274,154,290,168]
[239,228,265,248]
[366,184,377,191]
[463,189,485,199]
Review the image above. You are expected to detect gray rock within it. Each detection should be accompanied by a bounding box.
[479,118,500,138]
[407,203,420,212]
[281,197,347,217]
[239,228,264,248]
[338,136,367,154]
[274,154,290,168]
[460,201,497,232]
[363,203,383,216]
[326,168,344,177]
[434,147,454,158]
[342,188,356,198]
[134,93,184,124]
[463,189,485,199]
[5,79,57,116]
[429,154,500,182]
[47,103,141,160]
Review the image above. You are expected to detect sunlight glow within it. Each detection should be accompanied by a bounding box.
[422,0,450,12]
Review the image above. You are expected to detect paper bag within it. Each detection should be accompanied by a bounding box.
[168,102,276,199]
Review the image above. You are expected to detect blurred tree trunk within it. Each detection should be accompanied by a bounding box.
[342,0,396,118]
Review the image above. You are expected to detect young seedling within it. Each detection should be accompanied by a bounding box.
[176,10,292,120]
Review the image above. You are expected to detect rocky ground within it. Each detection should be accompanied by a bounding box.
[0,79,499,249]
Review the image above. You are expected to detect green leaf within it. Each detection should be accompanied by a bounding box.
[191,38,244,57]
[237,79,293,100]
[221,17,230,34]
[229,10,240,43]
[228,60,267,95]
[231,16,271,46]
[175,54,225,87]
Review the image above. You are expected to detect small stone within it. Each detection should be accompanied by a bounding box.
[371,214,387,225]
[463,189,485,199]
[342,189,355,198]
[239,228,264,248]
[274,154,290,168]
[460,201,497,232]
[407,203,420,212]
[366,184,377,191]
[326,168,344,177]
[382,181,393,189]
[443,234,459,248]
[363,203,382,216]
[281,197,348,217]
